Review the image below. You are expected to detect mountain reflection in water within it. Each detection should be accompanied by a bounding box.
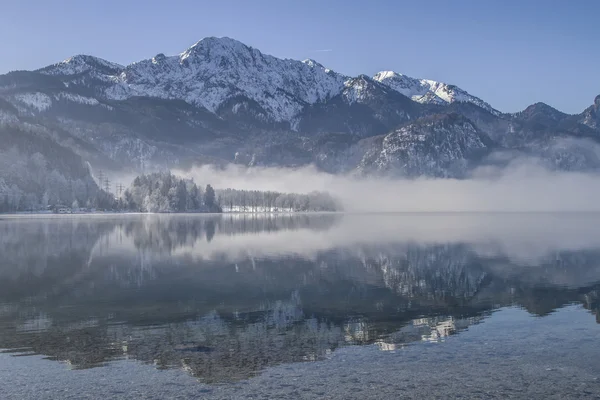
[0,213,599,383]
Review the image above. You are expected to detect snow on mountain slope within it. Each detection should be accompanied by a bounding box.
[14,92,53,112]
[39,55,124,78]
[6,91,106,114]
[373,71,499,116]
[36,37,502,124]
[342,76,374,105]
[102,37,347,122]
[357,113,491,177]
[0,109,18,125]
[580,95,600,130]
[55,92,100,106]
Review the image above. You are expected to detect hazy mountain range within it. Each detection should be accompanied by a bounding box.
[1,36,599,192]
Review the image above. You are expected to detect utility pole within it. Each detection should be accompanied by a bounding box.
[97,170,104,187]
[116,183,125,197]
[103,178,111,193]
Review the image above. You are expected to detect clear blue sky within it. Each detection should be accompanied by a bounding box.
[1,0,598,113]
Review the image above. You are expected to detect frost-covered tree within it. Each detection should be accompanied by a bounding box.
[216,188,341,212]
[122,172,213,213]
[0,131,110,213]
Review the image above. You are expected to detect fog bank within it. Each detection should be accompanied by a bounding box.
[176,160,600,212]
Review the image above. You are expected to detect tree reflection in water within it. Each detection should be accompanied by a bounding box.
[0,213,599,383]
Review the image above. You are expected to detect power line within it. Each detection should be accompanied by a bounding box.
[103,178,111,193]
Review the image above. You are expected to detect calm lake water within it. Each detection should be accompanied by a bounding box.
[0,213,599,399]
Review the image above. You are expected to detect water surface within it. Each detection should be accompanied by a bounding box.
[0,213,599,399]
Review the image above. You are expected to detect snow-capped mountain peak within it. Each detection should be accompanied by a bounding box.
[39,54,124,76]
[373,70,499,116]
[34,37,499,123]
[372,71,435,100]
[102,37,348,122]
[302,58,324,68]
[179,36,250,62]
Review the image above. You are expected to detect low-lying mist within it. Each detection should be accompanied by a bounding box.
[172,157,600,212]
[84,213,600,275]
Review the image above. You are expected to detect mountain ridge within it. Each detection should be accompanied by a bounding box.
[0,35,599,196]
[36,36,501,124]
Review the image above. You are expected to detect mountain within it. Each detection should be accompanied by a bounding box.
[579,95,600,130]
[0,104,108,211]
[513,102,569,127]
[373,70,499,116]
[1,36,600,197]
[39,37,348,125]
[31,36,500,130]
[35,38,500,126]
[297,75,421,137]
[354,113,492,177]
[39,54,124,77]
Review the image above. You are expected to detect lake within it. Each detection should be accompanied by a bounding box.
[0,213,599,399]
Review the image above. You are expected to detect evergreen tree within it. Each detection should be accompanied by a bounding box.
[188,184,200,210]
[176,180,188,211]
[204,184,216,208]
